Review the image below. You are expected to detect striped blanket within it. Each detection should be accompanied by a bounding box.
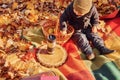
[24,16,120,80]
[59,16,120,80]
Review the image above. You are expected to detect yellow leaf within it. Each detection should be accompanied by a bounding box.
[12,2,18,10]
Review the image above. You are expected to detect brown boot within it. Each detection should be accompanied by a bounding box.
[86,53,95,60]
[100,47,115,55]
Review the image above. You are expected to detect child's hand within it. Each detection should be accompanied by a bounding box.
[60,30,67,35]
[92,26,98,33]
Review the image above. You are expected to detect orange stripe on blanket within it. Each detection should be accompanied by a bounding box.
[106,17,120,36]
[59,40,95,80]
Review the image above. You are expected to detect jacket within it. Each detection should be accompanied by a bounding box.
[60,2,99,31]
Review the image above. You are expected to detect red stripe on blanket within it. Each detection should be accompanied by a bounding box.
[59,40,95,80]
[106,17,120,36]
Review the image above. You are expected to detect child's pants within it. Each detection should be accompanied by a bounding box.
[72,28,105,54]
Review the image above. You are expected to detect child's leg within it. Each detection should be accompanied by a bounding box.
[72,32,93,55]
[86,32,115,54]
[86,33,105,49]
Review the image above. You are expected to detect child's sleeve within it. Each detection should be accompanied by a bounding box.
[60,5,71,31]
[91,5,99,27]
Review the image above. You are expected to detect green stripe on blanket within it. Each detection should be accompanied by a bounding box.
[93,62,120,80]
